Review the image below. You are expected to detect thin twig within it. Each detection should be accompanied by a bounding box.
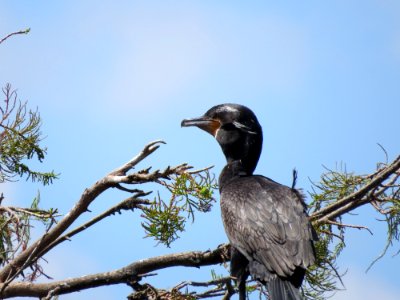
[325,220,373,235]
[319,229,345,242]
[370,200,394,215]
[0,206,60,219]
[110,140,166,176]
[175,277,231,290]
[187,165,214,175]
[0,29,30,45]
[43,196,152,253]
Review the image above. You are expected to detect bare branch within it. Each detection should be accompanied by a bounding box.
[176,277,231,289]
[0,141,185,283]
[0,244,230,298]
[174,276,235,299]
[325,220,373,235]
[0,29,30,45]
[110,140,166,176]
[0,206,59,219]
[109,164,191,185]
[187,165,214,175]
[43,195,152,253]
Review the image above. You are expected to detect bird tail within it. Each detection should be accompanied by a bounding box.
[267,277,303,300]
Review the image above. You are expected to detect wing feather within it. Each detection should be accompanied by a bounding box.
[220,175,316,279]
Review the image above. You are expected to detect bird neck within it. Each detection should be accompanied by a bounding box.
[218,160,249,191]
[219,132,262,175]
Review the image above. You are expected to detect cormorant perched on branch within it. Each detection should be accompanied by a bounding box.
[182,104,316,300]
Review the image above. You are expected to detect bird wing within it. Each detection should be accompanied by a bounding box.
[220,175,316,279]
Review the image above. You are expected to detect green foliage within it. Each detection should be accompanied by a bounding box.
[366,162,400,271]
[0,83,58,279]
[168,171,216,220]
[0,84,58,185]
[302,225,345,299]
[141,170,217,247]
[308,164,367,214]
[302,165,364,298]
[0,192,57,270]
[304,159,400,299]
[141,193,186,247]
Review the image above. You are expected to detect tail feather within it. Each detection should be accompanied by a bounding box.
[248,260,305,300]
[267,277,303,300]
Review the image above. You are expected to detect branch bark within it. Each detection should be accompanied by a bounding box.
[310,155,400,225]
[0,245,230,298]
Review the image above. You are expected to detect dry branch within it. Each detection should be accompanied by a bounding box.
[0,245,230,298]
[0,29,30,45]
[43,195,152,253]
[0,141,190,284]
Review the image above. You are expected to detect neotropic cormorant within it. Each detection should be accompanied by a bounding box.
[182,104,316,300]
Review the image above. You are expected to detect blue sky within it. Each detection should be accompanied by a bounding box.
[1,1,400,299]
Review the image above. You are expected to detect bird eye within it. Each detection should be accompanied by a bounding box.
[220,123,239,132]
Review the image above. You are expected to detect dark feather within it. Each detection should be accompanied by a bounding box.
[221,174,315,276]
[268,276,303,300]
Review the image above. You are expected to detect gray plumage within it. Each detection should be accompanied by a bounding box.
[220,173,316,282]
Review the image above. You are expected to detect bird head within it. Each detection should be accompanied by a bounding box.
[181,103,263,175]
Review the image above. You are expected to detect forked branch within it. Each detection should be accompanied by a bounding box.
[0,141,191,285]
[310,155,400,224]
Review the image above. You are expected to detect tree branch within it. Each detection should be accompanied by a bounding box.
[0,29,30,45]
[0,141,188,283]
[0,244,230,298]
[110,140,166,176]
[325,220,373,235]
[0,206,59,220]
[108,164,191,185]
[43,194,152,253]
[310,155,400,225]
[174,276,235,299]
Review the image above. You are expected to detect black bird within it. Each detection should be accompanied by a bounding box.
[181,104,316,300]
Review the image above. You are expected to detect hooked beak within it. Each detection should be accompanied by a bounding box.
[181,116,221,137]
